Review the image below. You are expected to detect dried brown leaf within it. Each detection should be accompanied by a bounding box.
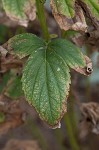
[80,102,99,137]
[86,30,99,51]
[0,95,26,135]
[0,11,21,27]
[0,54,23,73]
[0,46,8,57]
[0,45,24,73]
[3,139,41,150]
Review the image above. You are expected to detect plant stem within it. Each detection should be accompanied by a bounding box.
[54,129,66,150]
[69,92,78,135]
[64,114,80,150]
[36,0,50,41]
[27,117,48,150]
[61,30,67,39]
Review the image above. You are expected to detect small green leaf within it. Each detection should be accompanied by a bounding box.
[0,72,11,93]
[6,76,24,99]
[7,33,45,59]
[0,25,8,43]
[0,112,5,123]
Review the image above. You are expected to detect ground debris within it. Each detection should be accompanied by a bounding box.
[79,102,99,138]
[3,139,41,150]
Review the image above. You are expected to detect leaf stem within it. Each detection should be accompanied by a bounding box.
[69,92,78,135]
[36,0,50,41]
[64,114,80,150]
[54,129,66,150]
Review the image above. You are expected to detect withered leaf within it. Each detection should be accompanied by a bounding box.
[86,30,99,51]
[0,52,23,73]
[80,102,99,136]
[50,0,87,32]
[0,46,8,57]
[74,55,93,75]
[0,95,25,135]
[3,139,41,150]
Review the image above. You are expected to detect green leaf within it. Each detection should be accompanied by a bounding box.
[7,33,45,59]
[82,0,99,19]
[54,0,75,18]
[19,35,85,127]
[0,72,11,93]
[6,33,86,126]
[2,0,36,26]
[0,71,23,98]
[22,43,71,126]
[0,25,8,43]
[0,112,5,123]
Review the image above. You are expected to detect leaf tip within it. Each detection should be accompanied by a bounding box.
[50,122,61,129]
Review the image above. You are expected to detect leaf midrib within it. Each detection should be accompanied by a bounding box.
[45,48,54,123]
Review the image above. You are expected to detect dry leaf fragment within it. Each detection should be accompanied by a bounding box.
[0,46,8,57]
[50,0,87,32]
[0,44,24,73]
[0,95,26,135]
[79,102,99,137]
[3,139,41,150]
[86,30,99,51]
[74,55,93,75]
[0,53,23,73]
